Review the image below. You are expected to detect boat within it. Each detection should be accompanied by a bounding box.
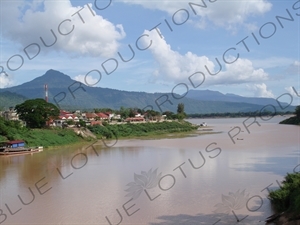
[0,140,43,156]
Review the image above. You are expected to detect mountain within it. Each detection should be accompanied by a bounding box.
[186,90,289,107]
[0,91,28,109]
[0,69,295,113]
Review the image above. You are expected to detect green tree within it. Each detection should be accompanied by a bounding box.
[129,108,137,118]
[94,108,114,113]
[295,105,300,118]
[177,103,186,120]
[120,106,130,119]
[177,103,185,114]
[77,119,86,127]
[66,120,75,125]
[137,108,144,114]
[163,111,175,120]
[15,99,59,128]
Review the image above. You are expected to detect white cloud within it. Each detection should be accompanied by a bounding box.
[1,1,125,58]
[286,61,300,75]
[216,58,269,84]
[295,61,300,66]
[285,86,300,97]
[142,29,269,86]
[201,0,272,29]
[0,73,14,88]
[247,83,274,98]
[120,0,272,30]
[74,74,100,86]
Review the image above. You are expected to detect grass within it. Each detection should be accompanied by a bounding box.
[20,128,83,147]
[0,117,84,147]
[0,119,206,148]
[0,118,201,147]
[88,121,200,139]
[1,127,84,148]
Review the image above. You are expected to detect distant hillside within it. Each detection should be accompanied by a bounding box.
[0,91,27,109]
[186,89,289,107]
[0,69,295,113]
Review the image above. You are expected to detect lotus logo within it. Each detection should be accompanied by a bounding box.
[213,190,250,214]
[125,168,162,200]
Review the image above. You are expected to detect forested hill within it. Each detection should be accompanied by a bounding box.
[0,91,27,109]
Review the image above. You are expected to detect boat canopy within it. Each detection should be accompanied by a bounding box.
[4,140,25,148]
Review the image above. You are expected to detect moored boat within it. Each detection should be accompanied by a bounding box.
[0,140,43,156]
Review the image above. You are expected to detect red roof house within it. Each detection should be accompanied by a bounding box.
[96,113,109,119]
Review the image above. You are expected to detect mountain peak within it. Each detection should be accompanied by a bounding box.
[43,69,70,79]
[32,69,74,86]
[6,69,74,90]
[225,93,240,97]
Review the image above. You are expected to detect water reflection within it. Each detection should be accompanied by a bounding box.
[0,118,299,225]
[232,155,299,176]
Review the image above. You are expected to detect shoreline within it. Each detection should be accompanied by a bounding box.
[4,121,201,149]
[44,127,218,150]
[44,128,219,149]
[187,113,295,119]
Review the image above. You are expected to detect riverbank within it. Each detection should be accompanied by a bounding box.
[0,118,203,147]
[279,115,300,125]
[267,173,300,225]
[87,120,200,139]
[0,126,88,148]
[0,116,94,147]
[279,106,299,125]
[272,213,300,225]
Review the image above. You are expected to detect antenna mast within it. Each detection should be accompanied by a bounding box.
[45,84,48,102]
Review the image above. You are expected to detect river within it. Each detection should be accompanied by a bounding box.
[0,116,299,225]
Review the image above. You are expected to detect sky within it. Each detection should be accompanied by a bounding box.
[0,0,299,105]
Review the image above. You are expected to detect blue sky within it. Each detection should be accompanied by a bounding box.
[0,0,299,104]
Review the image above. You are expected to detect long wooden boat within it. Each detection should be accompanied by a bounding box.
[0,140,43,156]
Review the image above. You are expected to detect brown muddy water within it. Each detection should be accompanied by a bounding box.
[0,116,299,225]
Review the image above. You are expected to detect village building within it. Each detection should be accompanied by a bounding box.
[125,117,145,122]
[2,107,19,121]
[96,112,109,120]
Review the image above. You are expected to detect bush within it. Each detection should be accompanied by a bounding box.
[77,119,86,127]
[87,121,198,139]
[66,120,75,125]
[269,173,300,213]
